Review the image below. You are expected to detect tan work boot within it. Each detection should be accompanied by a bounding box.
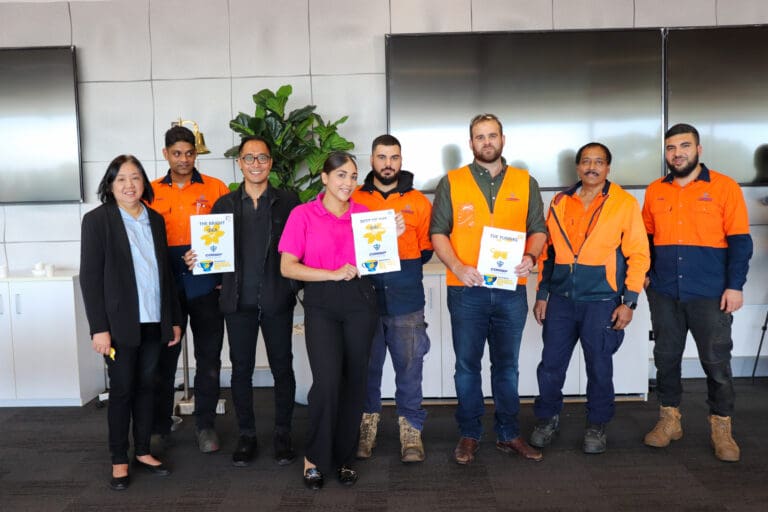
[644,405,683,447]
[356,412,380,459]
[709,414,740,462]
[398,416,425,463]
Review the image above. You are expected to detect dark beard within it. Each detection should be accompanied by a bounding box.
[374,169,398,185]
[473,146,502,164]
[667,154,699,178]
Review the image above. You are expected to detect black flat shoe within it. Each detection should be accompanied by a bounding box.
[337,465,358,486]
[232,435,258,467]
[134,458,171,476]
[303,467,324,490]
[109,475,129,491]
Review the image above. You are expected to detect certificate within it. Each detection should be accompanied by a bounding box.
[190,214,235,275]
[476,226,526,290]
[351,209,401,275]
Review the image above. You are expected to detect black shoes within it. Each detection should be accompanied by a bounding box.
[304,467,324,490]
[109,475,129,491]
[583,423,607,454]
[232,435,258,467]
[134,458,171,476]
[337,465,358,486]
[530,414,560,448]
[274,431,296,466]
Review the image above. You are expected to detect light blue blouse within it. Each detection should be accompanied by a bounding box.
[119,204,161,323]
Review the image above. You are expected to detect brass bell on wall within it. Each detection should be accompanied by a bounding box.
[171,118,211,154]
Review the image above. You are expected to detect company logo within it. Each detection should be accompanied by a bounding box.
[199,261,214,272]
[363,260,378,272]
[483,275,497,285]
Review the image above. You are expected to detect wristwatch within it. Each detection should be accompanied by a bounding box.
[623,300,637,310]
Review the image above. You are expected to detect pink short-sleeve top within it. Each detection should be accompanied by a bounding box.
[278,193,369,271]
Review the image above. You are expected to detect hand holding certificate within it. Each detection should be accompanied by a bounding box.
[351,209,401,275]
[476,226,526,290]
[190,214,235,275]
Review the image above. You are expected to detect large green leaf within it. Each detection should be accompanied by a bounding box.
[287,105,316,123]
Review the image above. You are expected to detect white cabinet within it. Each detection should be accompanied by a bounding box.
[0,274,104,406]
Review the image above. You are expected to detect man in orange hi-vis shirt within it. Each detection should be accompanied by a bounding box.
[642,123,753,462]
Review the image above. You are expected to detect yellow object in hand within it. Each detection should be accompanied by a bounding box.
[109,347,116,361]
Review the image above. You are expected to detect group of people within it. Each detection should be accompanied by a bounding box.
[78,115,752,492]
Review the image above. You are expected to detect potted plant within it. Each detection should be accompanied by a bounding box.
[225,85,354,202]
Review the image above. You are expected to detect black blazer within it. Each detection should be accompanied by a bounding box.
[79,202,181,347]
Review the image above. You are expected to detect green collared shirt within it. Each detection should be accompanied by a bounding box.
[429,158,546,237]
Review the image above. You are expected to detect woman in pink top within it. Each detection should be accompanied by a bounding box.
[279,151,379,490]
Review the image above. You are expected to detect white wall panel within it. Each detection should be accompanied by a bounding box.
[635,0,716,27]
[149,0,230,79]
[391,0,471,34]
[4,205,80,242]
[309,0,389,75]
[78,81,155,163]
[230,0,310,77]
[553,0,634,29]
[4,241,80,272]
[71,0,151,82]
[472,0,553,31]
[717,0,768,25]
[0,2,70,47]
[311,74,386,154]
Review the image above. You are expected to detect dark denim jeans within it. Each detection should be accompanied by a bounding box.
[534,294,624,425]
[447,285,527,441]
[225,308,296,435]
[647,288,735,416]
[363,309,431,430]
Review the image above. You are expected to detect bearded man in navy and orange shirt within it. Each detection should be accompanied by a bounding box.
[530,142,649,455]
[642,123,752,462]
[351,134,433,463]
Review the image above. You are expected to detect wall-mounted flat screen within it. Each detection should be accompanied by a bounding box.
[386,30,664,190]
[667,26,768,185]
[0,46,82,203]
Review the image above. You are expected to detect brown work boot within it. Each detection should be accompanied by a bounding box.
[356,412,380,459]
[644,406,683,447]
[453,437,479,465]
[709,414,740,462]
[398,416,425,463]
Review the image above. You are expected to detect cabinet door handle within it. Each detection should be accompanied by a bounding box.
[0,294,3,315]
[15,294,21,314]
[427,288,433,309]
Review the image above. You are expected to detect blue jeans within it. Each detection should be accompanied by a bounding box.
[363,310,431,430]
[447,285,527,441]
[534,295,624,425]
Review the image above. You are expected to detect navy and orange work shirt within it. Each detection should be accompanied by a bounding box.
[642,164,752,301]
[151,169,230,299]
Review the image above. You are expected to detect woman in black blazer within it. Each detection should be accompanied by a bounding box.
[80,155,182,491]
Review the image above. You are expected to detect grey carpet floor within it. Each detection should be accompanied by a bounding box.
[1,378,767,511]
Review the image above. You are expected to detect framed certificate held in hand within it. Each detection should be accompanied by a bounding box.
[476,226,526,290]
[190,214,235,275]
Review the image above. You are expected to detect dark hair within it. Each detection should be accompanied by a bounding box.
[322,151,357,174]
[575,142,612,165]
[164,125,196,148]
[469,113,503,138]
[371,134,401,152]
[97,155,154,204]
[665,123,700,145]
[238,135,271,155]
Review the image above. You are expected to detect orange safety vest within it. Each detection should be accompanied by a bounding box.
[446,166,530,286]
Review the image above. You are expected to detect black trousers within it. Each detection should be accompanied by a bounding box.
[647,288,736,416]
[153,288,225,433]
[225,307,296,435]
[303,279,378,472]
[107,323,162,465]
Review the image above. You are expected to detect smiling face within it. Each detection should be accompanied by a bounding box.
[470,119,505,165]
[576,146,610,188]
[665,132,702,179]
[321,158,358,204]
[162,141,197,182]
[112,161,145,210]
[238,139,272,187]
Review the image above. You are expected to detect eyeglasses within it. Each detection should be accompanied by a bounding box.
[240,153,272,165]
